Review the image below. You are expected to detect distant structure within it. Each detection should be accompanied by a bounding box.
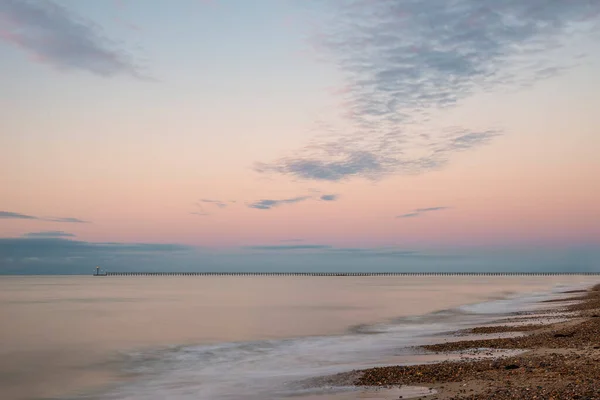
[92,271,600,277]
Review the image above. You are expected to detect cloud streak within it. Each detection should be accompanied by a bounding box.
[0,238,192,259]
[23,231,76,238]
[247,196,311,210]
[415,207,449,213]
[0,0,144,77]
[320,194,338,201]
[0,211,89,223]
[258,0,600,181]
[200,199,230,209]
[397,212,420,219]
[48,217,89,223]
[242,244,429,258]
[247,192,341,210]
[397,206,449,219]
[325,248,424,258]
[0,211,37,220]
[245,245,333,251]
[191,199,235,216]
[0,237,196,274]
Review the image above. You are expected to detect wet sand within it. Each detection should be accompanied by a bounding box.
[350,283,600,399]
[302,385,437,399]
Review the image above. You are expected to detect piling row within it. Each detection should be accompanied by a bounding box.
[99,272,600,277]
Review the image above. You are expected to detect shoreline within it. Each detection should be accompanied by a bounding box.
[348,282,600,399]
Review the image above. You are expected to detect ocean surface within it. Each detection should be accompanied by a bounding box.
[1,275,598,400]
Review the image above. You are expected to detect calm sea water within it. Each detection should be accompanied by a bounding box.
[1,275,598,400]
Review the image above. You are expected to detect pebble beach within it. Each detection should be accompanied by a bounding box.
[352,283,600,399]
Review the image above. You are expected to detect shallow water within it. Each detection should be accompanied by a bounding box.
[0,275,597,400]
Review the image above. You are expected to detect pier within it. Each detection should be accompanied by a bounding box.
[96,272,600,277]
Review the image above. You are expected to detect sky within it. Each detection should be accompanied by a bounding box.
[1,0,599,274]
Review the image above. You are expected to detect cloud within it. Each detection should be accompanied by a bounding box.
[0,211,37,220]
[93,242,192,252]
[0,238,192,258]
[397,206,449,219]
[257,0,599,181]
[256,150,388,182]
[200,199,229,209]
[245,245,333,251]
[242,244,429,258]
[246,193,339,210]
[397,212,420,219]
[192,199,234,216]
[325,248,424,258]
[0,237,196,274]
[0,210,89,223]
[23,231,75,238]
[47,217,89,223]
[415,206,449,213]
[0,0,145,78]
[248,196,311,210]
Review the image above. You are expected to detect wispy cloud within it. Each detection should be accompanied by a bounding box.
[247,196,311,210]
[325,248,422,258]
[397,212,420,219]
[48,217,89,223]
[199,199,230,209]
[93,241,191,252]
[257,0,599,181]
[0,211,37,220]
[23,231,75,238]
[415,206,449,213]
[242,244,427,258]
[0,211,89,223]
[247,192,340,210]
[397,206,449,219]
[0,0,145,78]
[320,194,339,201]
[0,237,192,261]
[245,244,332,251]
[0,237,196,274]
[191,199,234,216]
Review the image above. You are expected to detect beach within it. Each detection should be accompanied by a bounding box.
[349,283,600,399]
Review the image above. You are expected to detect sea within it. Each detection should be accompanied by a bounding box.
[1,275,598,400]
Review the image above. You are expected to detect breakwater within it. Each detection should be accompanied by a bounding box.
[98,272,600,276]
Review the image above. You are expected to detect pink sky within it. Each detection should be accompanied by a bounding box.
[1,0,599,274]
